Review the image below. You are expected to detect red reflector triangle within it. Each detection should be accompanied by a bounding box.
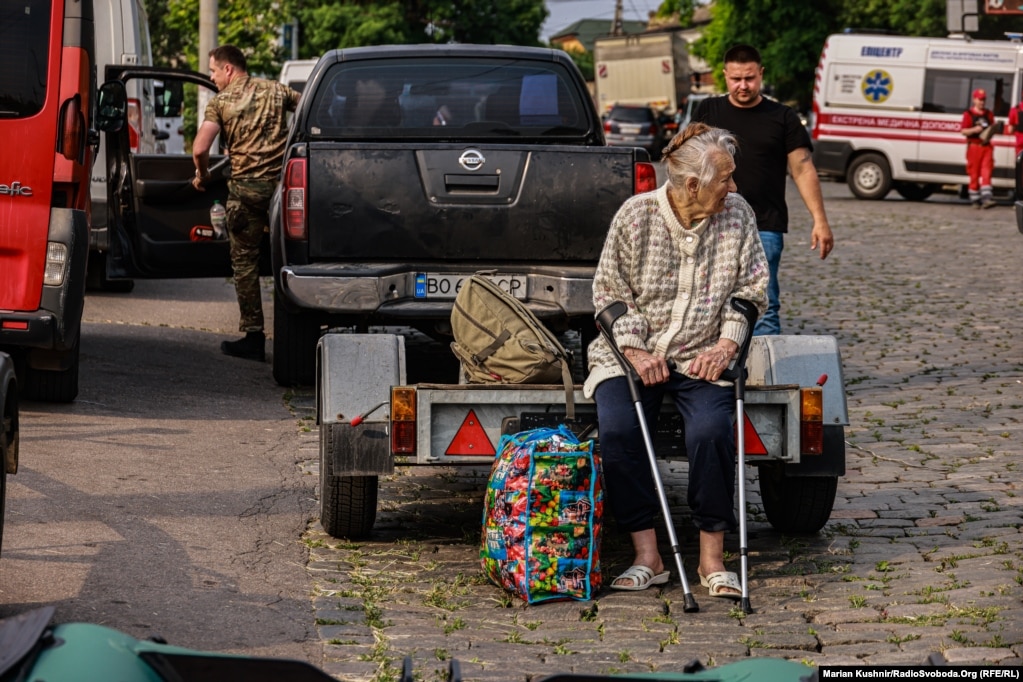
[445,409,496,457]
[736,413,768,456]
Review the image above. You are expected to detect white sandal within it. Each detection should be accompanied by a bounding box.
[611,565,670,591]
[698,570,742,600]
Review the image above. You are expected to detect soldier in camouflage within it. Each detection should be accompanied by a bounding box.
[191,44,301,361]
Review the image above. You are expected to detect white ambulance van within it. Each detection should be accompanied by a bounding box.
[811,32,1018,201]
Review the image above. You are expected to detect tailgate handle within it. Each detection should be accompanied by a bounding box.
[444,174,499,192]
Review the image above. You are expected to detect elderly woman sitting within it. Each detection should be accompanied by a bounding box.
[584,123,768,596]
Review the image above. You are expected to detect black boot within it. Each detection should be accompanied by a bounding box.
[221,331,266,362]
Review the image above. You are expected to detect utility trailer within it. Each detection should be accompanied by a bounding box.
[315,332,848,539]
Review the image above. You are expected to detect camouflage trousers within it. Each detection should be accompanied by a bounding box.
[226,178,275,333]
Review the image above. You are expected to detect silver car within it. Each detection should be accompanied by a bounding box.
[603,104,662,159]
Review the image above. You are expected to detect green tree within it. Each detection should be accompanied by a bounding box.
[838,0,1023,38]
[838,0,947,37]
[692,0,1023,109]
[653,0,697,27]
[296,0,548,58]
[693,0,838,109]
[149,0,296,75]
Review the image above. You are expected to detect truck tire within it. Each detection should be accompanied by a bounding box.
[22,339,79,403]
[847,153,892,200]
[272,295,320,387]
[320,423,378,539]
[894,182,936,202]
[758,464,838,535]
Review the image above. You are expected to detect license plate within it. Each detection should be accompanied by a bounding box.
[414,273,526,299]
[620,124,641,134]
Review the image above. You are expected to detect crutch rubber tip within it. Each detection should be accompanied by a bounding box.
[682,594,700,613]
[740,598,753,615]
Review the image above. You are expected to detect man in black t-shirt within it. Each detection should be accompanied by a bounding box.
[693,45,834,335]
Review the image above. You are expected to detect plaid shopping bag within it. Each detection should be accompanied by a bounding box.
[480,425,602,603]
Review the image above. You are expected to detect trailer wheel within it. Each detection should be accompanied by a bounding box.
[847,153,892,200]
[758,464,838,535]
[894,182,937,202]
[272,295,321,387]
[319,423,377,539]
[22,339,79,403]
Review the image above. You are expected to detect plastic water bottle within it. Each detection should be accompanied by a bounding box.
[209,200,227,240]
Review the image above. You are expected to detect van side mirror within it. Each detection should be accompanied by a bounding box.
[96,81,128,133]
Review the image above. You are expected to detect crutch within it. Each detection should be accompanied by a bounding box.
[719,297,759,615]
[595,301,699,613]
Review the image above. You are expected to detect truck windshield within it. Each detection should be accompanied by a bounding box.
[307,57,592,139]
[0,0,52,118]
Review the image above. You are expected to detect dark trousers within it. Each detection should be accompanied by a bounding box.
[594,373,737,534]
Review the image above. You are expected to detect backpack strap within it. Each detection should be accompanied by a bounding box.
[474,329,512,364]
[560,354,576,422]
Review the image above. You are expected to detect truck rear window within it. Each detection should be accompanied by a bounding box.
[0,0,52,119]
[307,57,592,139]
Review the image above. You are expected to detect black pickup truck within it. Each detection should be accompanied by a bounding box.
[267,44,658,385]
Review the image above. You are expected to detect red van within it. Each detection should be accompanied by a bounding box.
[0,0,94,402]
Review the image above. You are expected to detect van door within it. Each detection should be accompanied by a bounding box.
[921,66,1014,186]
[100,66,233,279]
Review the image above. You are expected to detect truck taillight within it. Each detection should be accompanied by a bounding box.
[603,121,612,133]
[44,242,69,286]
[127,98,142,152]
[391,386,416,455]
[634,162,657,194]
[284,158,307,240]
[57,94,84,163]
[800,387,824,455]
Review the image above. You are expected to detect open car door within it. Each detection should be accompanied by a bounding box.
[97,66,233,280]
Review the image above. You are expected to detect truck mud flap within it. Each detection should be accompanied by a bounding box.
[327,422,392,475]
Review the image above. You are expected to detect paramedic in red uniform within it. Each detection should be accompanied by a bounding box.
[1003,92,1023,160]
[961,88,996,209]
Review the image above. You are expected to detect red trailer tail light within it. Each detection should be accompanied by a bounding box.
[283,158,307,240]
[390,386,416,455]
[800,387,824,455]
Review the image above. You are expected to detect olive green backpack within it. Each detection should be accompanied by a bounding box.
[450,274,575,420]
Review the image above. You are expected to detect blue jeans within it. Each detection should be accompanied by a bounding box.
[594,374,737,534]
[755,231,783,336]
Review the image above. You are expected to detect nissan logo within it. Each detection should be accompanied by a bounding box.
[0,181,32,197]
[458,149,485,171]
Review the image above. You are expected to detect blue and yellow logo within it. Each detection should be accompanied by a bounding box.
[861,70,893,103]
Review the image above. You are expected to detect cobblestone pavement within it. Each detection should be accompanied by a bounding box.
[290,182,1023,681]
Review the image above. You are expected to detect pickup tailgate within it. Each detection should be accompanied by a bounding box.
[306,143,638,262]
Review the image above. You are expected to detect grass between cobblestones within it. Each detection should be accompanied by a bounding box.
[297,186,1023,680]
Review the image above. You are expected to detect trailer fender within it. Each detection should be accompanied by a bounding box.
[317,333,406,475]
[746,335,848,427]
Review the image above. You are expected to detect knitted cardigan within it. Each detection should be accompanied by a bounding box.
[583,183,769,398]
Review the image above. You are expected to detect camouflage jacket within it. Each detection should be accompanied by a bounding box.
[205,74,300,180]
